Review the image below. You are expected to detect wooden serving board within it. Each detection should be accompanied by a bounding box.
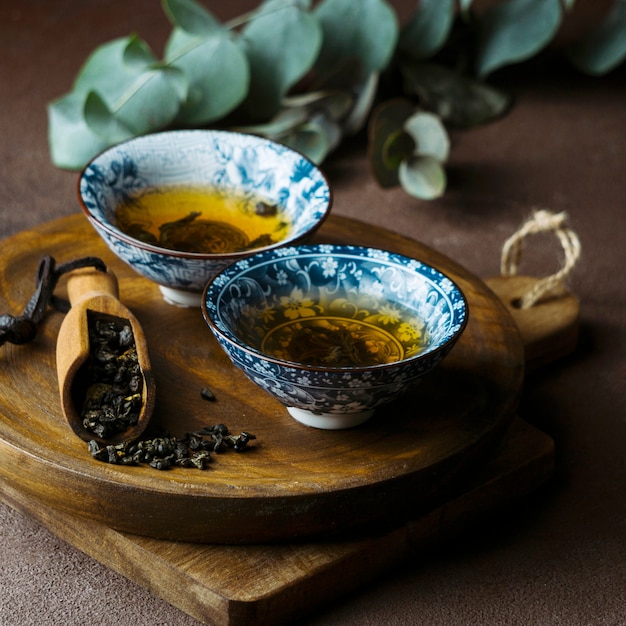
[0,214,524,544]
[0,416,554,626]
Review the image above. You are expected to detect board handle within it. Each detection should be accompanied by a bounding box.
[485,276,579,370]
[486,209,581,370]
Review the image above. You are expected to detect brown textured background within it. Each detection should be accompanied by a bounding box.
[1,1,625,624]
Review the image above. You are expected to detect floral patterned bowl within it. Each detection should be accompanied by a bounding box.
[202,244,468,429]
[78,130,332,307]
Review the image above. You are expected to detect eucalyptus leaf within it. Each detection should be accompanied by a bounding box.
[282,90,354,122]
[73,35,156,97]
[111,65,187,134]
[83,91,135,142]
[47,93,112,170]
[162,0,222,36]
[301,58,378,135]
[566,0,626,75]
[404,111,449,162]
[401,61,511,127]
[239,0,322,120]
[278,114,341,164]
[308,112,343,154]
[70,34,188,135]
[234,107,311,136]
[398,154,447,200]
[314,0,398,75]
[342,71,379,135]
[367,98,417,188]
[475,0,563,77]
[165,28,249,124]
[399,0,455,61]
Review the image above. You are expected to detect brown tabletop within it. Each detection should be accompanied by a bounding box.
[1,1,624,625]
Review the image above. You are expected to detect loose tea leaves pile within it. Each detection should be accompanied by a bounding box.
[88,424,256,470]
[80,316,143,439]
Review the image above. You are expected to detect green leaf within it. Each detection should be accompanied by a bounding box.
[239,0,322,120]
[367,98,417,188]
[234,107,311,136]
[314,0,398,75]
[342,72,379,135]
[404,111,449,162]
[73,35,156,97]
[399,0,455,61]
[47,93,112,170]
[236,92,349,164]
[123,35,158,68]
[566,0,626,75]
[162,0,222,36]
[165,28,249,124]
[301,59,378,135]
[70,34,188,134]
[282,90,354,122]
[278,115,340,164]
[398,154,447,200]
[475,0,563,77]
[106,65,187,134]
[401,61,511,127]
[83,91,135,142]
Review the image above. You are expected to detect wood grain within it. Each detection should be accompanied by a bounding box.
[485,275,580,370]
[0,416,555,626]
[0,214,524,543]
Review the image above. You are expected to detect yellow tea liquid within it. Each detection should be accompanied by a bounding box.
[115,185,290,253]
[261,314,427,367]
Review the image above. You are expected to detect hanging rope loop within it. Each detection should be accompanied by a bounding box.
[500,209,581,309]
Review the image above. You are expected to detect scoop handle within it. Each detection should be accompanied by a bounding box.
[66,267,119,306]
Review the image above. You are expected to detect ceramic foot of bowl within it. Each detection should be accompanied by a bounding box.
[159,286,203,308]
[287,407,376,430]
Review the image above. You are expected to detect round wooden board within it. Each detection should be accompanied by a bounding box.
[0,214,524,543]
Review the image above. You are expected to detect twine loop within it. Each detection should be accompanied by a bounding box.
[501,209,581,309]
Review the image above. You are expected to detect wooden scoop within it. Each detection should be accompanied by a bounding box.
[56,267,155,444]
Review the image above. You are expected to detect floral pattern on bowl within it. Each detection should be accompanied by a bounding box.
[78,130,332,306]
[202,244,468,429]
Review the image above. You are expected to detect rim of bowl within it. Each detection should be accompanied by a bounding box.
[76,129,333,260]
[201,244,469,374]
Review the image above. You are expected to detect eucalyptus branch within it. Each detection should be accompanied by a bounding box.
[47,0,626,202]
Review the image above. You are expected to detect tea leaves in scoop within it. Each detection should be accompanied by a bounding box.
[78,314,143,439]
[115,185,290,253]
